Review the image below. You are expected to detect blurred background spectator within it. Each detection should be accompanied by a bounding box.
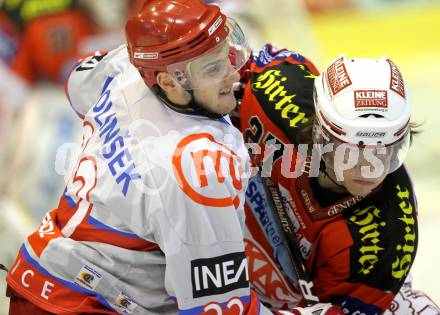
[0,0,439,313]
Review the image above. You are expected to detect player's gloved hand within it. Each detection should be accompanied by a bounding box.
[278,303,343,315]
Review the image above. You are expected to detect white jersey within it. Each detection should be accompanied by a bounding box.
[6,45,272,314]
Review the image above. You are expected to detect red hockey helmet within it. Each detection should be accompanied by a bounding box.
[125,0,250,89]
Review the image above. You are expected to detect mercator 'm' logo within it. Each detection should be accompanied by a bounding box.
[172,133,244,208]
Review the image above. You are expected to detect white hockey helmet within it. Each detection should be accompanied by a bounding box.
[313,55,411,174]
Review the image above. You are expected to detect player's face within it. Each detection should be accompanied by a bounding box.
[191,72,240,115]
[188,43,240,115]
[324,145,393,197]
[341,168,387,197]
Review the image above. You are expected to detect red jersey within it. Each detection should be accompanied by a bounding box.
[239,44,418,315]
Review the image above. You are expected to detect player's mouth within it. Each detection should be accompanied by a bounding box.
[352,179,377,186]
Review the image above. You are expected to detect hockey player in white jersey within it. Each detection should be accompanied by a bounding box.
[5,1,341,314]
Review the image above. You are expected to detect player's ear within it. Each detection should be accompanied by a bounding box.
[156,72,191,105]
[156,72,180,93]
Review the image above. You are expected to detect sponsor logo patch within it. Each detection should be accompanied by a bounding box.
[356,131,386,138]
[387,59,406,99]
[172,133,244,209]
[246,176,311,283]
[75,265,103,290]
[191,252,248,298]
[115,292,137,313]
[208,15,223,36]
[252,66,312,128]
[344,181,417,293]
[134,52,159,60]
[326,57,352,95]
[354,90,388,109]
[245,238,301,309]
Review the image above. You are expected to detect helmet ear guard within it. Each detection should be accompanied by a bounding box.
[313,55,411,174]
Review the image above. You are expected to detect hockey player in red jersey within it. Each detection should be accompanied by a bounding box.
[3,1,342,314]
[0,0,96,148]
[0,0,130,217]
[239,44,440,314]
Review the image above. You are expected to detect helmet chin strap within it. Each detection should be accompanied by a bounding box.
[152,85,226,120]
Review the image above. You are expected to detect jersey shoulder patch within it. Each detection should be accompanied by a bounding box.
[247,58,317,145]
[342,166,418,294]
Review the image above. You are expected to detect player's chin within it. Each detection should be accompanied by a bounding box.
[217,94,237,114]
[346,180,380,197]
